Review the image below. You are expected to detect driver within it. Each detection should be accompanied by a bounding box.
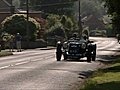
[70,33,78,40]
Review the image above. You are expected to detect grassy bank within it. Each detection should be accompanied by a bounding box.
[81,59,120,90]
[0,51,13,57]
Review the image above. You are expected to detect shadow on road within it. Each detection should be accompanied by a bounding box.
[60,59,92,63]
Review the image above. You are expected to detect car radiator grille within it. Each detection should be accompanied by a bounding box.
[68,44,86,54]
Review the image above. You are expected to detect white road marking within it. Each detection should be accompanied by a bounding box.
[0,65,10,69]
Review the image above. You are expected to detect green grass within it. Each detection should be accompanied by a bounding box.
[0,51,13,57]
[81,59,120,90]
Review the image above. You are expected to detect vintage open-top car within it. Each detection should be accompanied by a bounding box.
[56,36,96,62]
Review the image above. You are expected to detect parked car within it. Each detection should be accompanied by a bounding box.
[90,30,107,37]
[56,36,96,62]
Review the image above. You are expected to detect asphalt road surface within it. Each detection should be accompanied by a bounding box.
[0,37,119,90]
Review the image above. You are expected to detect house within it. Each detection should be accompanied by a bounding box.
[0,0,42,25]
[82,15,106,30]
[0,0,12,23]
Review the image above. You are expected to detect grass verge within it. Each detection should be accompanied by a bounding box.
[0,51,13,57]
[81,59,120,90]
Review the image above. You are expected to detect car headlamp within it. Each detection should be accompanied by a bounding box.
[63,42,68,49]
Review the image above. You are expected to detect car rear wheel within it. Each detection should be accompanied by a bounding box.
[92,56,95,61]
[92,44,96,61]
[87,46,92,62]
[87,56,91,62]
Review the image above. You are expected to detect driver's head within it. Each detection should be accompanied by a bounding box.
[73,33,77,38]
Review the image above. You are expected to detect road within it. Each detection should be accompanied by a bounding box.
[0,37,119,90]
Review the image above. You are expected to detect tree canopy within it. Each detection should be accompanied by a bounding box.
[103,0,120,33]
[12,0,20,8]
[80,0,106,18]
[46,14,75,39]
[1,14,41,41]
[20,0,76,16]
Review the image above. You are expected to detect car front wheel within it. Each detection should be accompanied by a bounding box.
[63,53,67,60]
[92,52,96,61]
[56,51,62,61]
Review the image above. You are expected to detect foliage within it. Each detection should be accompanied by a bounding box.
[1,14,41,41]
[12,0,20,8]
[71,0,106,19]
[61,15,74,38]
[0,32,15,49]
[46,14,75,39]
[46,14,65,39]
[80,0,106,18]
[105,24,115,37]
[103,0,120,34]
[34,17,47,38]
[21,0,76,16]
[1,33,12,42]
[81,58,120,90]
[74,0,107,30]
[103,0,120,15]
[46,14,61,29]
[61,15,74,30]
[0,51,13,57]
[82,27,90,37]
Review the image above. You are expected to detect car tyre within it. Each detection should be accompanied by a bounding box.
[92,44,96,61]
[63,53,67,60]
[87,56,91,62]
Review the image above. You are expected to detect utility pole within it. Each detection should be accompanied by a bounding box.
[78,0,82,37]
[26,0,29,48]
[10,0,15,15]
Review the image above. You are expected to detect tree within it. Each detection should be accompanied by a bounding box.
[73,0,107,31]
[46,14,65,38]
[20,0,76,16]
[103,0,120,34]
[78,0,106,18]
[46,14,75,39]
[12,0,20,8]
[61,15,74,38]
[1,14,41,41]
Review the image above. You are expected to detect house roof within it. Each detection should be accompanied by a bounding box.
[0,0,42,14]
[0,0,10,7]
[2,0,11,6]
[82,15,106,30]
[0,0,20,13]
[0,0,11,12]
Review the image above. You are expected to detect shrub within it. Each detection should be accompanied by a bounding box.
[1,14,41,41]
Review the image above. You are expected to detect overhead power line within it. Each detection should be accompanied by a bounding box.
[20,1,75,12]
[34,2,74,7]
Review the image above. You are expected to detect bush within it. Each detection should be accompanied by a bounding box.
[46,14,75,38]
[0,51,13,57]
[1,14,41,41]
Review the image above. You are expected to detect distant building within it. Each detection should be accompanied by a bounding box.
[0,0,42,25]
[82,15,106,30]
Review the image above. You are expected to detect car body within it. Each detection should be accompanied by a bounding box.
[56,37,96,62]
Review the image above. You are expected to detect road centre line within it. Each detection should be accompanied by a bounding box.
[0,54,54,70]
[0,65,11,70]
